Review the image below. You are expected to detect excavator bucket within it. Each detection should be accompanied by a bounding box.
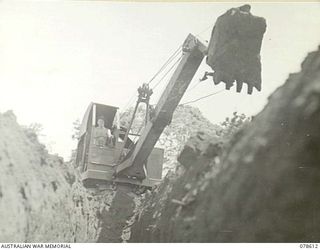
[206,5,267,94]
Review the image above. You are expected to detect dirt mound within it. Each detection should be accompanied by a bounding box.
[121,105,221,176]
[129,46,320,242]
[0,111,115,242]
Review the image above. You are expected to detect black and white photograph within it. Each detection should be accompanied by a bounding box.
[0,0,320,246]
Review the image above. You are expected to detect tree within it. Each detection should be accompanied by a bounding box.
[71,119,81,141]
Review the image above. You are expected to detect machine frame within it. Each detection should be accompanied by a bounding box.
[76,102,164,188]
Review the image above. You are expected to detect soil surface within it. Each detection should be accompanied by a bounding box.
[1,46,319,243]
[129,46,320,242]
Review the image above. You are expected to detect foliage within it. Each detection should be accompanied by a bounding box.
[22,123,44,143]
[219,111,251,140]
[72,119,81,141]
[120,104,222,176]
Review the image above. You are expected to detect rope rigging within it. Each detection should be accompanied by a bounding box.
[123,50,183,142]
[181,89,225,105]
[120,22,213,115]
[194,23,214,42]
[120,93,137,114]
[120,45,183,117]
[120,23,213,121]
[186,79,203,93]
[132,120,145,144]
[147,45,182,86]
[151,53,183,91]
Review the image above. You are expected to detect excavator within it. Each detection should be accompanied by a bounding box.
[75,5,266,189]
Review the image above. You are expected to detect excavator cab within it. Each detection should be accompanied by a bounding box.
[76,102,164,188]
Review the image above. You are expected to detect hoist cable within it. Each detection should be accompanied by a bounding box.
[147,45,182,85]
[195,23,214,38]
[120,46,182,116]
[120,23,212,116]
[120,97,136,119]
[181,89,225,105]
[133,121,145,144]
[152,54,183,91]
[186,79,203,93]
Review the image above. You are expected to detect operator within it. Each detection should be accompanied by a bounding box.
[93,116,112,147]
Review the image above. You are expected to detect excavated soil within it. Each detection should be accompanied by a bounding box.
[2,45,320,243]
[0,111,136,242]
[0,100,215,242]
[129,46,320,242]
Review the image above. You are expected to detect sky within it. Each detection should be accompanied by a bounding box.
[0,1,319,159]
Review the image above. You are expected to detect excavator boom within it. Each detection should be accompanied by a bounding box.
[116,34,207,179]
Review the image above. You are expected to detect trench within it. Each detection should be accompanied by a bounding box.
[1,46,320,242]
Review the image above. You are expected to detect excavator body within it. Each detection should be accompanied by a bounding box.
[76,34,206,188]
[76,6,266,187]
[76,102,164,188]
